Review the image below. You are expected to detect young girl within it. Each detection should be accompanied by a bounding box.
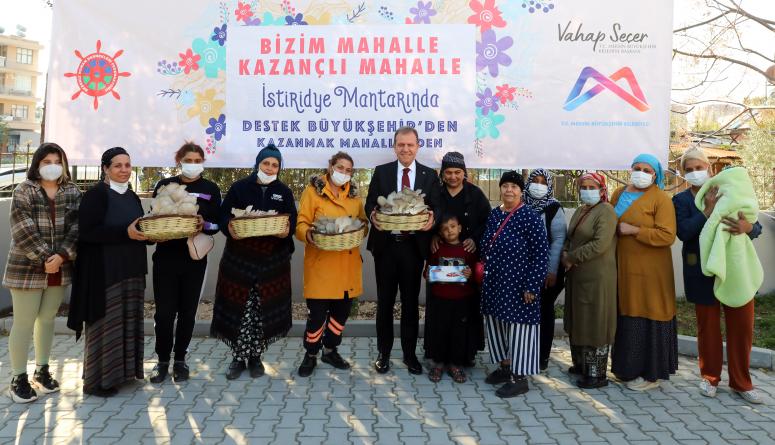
[424,214,478,383]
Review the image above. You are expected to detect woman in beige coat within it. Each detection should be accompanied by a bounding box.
[562,172,617,389]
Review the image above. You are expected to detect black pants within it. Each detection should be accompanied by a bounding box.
[539,274,565,365]
[424,296,469,366]
[153,257,207,362]
[304,296,353,355]
[374,238,424,358]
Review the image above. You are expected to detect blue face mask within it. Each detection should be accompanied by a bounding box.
[579,189,601,205]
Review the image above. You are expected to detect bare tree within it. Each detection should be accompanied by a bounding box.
[673,0,775,96]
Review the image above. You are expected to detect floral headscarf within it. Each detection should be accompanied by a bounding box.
[524,168,559,212]
[577,171,609,203]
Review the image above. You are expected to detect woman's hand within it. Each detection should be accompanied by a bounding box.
[523,291,536,304]
[306,227,316,245]
[561,251,574,271]
[703,186,721,218]
[462,238,477,253]
[228,221,243,240]
[722,211,753,236]
[544,273,557,289]
[430,235,441,254]
[128,218,148,241]
[195,215,204,233]
[618,222,640,236]
[44,254,64,274]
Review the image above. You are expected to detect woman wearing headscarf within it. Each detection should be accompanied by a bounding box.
[561,172,617,389]
[524,169,567,371]
[673,148,764,404]
[480,171,548,398]
[4,143,80,403]
[610,154,678,391]
[68,147,148,397]
[210,144,297,380]
[149,142,222,384]
[427,151,491,366]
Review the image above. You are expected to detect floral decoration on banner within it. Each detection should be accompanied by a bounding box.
[522,0,555,14]
[469,0,549,154]
[156,1,228,154]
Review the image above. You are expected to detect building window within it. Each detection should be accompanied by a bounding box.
[16,48,33,65]
[14,75,32,93]
[11,104,28,119]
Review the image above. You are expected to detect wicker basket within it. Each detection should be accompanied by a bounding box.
[374,211,430,231]
[139,215,199,241]
[231,214,289,238]
[312,226,366,251]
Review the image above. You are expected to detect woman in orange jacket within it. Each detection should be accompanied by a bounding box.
[295,151,368,377]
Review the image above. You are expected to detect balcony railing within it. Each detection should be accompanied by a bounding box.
[0,86,33,97]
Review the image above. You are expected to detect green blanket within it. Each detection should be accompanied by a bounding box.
[695,167,762,307]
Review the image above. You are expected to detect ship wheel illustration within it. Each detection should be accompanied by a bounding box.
[64,40,131,110]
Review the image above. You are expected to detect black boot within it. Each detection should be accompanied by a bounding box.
[496,375,529,398]
[226,359,246,380]
[172,361,190,382]
[149,362,169,384]
[298,353,317,377]
[248,357,265,378]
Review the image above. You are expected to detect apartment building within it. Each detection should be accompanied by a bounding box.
[0,33,43,152]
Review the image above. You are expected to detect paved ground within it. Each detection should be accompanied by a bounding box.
[0,336,774,444]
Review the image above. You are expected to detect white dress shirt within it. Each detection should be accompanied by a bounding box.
[396,160,417,192]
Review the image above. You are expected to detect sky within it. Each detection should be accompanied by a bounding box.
[1,0,773,107]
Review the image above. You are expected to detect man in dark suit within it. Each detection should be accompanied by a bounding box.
[365,127,442,375]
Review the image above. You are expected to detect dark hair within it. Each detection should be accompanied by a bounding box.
[328,151,354,167]
[27,142,71,183]
[438,213,460,228]
[393,126,419,146]
[175,141,206,163]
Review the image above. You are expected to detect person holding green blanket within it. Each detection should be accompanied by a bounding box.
[674,147,764,404]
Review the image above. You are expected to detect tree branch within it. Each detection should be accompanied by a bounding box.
[673,48,772,80]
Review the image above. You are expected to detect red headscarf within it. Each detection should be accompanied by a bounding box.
[578,171,609,203]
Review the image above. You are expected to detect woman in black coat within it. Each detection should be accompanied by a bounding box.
[68,147,148,397]
[426,151,491,366]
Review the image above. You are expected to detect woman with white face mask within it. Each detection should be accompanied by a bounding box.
[561,172,617,389]
[212,144,297,381]
[672,147,764,404]
[3,143,81,403]
[609,154,678,392]
[524,169,567,372]
[294,151,369,377]
[149,142,222,384]
[68,147,148,397]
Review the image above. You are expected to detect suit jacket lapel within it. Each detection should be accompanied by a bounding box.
[389,160,399,194]
[414,161,425,191]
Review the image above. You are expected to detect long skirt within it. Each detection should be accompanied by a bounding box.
[424,296,469,366]
[611,315,678,381]
[211,237,292,360]
[83,277,145,391]
[571,345,610,378]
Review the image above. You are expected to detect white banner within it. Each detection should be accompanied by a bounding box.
[227,24,475,167]
[46,0,673,169]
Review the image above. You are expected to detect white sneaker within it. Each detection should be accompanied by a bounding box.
[735,389,764,404]
[699,379,717,398]
[626,377,660,391]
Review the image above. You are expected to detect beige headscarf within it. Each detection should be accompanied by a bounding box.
[680,147,710,171]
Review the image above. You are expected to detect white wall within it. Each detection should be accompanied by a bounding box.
[0,199,773,311]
